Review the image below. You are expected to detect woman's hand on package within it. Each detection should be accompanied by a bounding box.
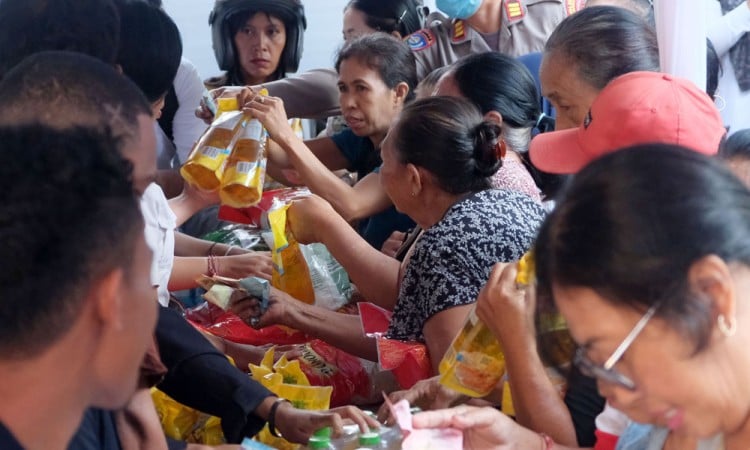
[412,405,544,450]
[229,286,294,329]
[287,195,337,244]
[275,402,380,444]
[381,231,407,258]
[194,86,246,124]
[475,262,536,349]
[242,93,296,145]
[376,376,464,425]
[221,251,273,281]
[181,180,221,210]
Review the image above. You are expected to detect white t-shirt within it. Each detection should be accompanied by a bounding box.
[140,182,177,306]
[707,0,750,134]
[156,57,209,169]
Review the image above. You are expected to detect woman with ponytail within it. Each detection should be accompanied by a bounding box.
[231,96,546,373]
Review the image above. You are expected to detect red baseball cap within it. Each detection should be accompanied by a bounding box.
[529,72,726,174]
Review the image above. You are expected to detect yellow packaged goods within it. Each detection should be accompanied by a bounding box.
[438,252,536,397]
[151,388,225,445]
[268,201,315,304]
[438,307,506,397]
[250,347,333,450]
[220,89,269,208]
[181,97,243,191]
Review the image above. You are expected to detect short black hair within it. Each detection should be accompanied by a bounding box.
[345,0,425,37]
[0,51,152,147]
[451,52,540,142]
[335,33,417,103]
[719,129,750,161]
[115,0,183,103]
[0,125,142,358]
[0,0,120,80]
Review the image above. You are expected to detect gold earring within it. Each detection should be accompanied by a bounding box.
[718,314,737,337]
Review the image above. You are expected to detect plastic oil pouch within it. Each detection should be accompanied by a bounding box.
[438,252,536,398]
[220,89,269,208]
[151,388,225,445]
[181,97,243,191]
[250,347,333,450]
[267,200,315,304]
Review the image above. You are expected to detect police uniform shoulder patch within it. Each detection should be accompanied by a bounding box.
[406,29,435,51]
[505,0,526,22]
[452,19,466,42]
[564,0,585,16]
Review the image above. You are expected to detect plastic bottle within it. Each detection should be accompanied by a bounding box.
[355,431,386,449]
[301,426,359,450]
[304,436,335,450]
[181,97,243,191]
[438,252,535,397]
[377,425,403,450]
[240,437,275,449]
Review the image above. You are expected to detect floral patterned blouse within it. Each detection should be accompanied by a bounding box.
[386,189,546,342]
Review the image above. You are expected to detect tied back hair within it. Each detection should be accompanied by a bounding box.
[393,96,501,194]
[472,121,502,178]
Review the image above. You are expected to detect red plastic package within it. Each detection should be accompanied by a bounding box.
[217,187,306,228]
[185,302,310,346]
[358,302,432,389]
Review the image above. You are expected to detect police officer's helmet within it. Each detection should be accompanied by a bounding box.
[209,0,307,73]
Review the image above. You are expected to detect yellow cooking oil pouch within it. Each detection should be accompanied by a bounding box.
[249,347,333,450]
[267,201,315,304]
[151,388,224,445]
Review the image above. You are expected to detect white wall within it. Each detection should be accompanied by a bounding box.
[162,0,437,80]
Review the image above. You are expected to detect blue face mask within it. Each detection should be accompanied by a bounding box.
[436,0,482,19]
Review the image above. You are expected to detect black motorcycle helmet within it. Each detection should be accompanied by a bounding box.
[209,0,306,80]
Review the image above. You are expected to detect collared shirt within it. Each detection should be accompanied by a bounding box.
[406,0,583,79]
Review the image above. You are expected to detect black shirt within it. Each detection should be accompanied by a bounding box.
[0,420,24,450]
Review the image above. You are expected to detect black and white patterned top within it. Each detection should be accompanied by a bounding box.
[386,189,546,343]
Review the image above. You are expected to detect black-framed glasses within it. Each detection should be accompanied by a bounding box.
[573,303,660,391]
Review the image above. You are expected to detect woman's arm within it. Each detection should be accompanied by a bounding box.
[246,96,392,221]
[412,405,588,450]
[173,231,248,257]
[167,253,272,291]
[230,288,379,362]
[277,135,392,221]
[422,304,473,375]
[477,263,577,447]
[287,195,402,310]
[253,68,341,119]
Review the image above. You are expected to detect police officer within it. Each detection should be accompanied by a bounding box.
[407,0,584,79]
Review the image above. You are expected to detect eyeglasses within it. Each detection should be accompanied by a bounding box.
[573,303,660,391]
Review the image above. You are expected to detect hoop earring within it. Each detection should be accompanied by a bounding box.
[714,93,727,112]
[718,314,737,337]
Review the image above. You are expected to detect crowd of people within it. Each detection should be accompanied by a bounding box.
[1,0,749,449]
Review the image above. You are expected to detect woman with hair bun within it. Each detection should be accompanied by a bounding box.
[231,96,545,372]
